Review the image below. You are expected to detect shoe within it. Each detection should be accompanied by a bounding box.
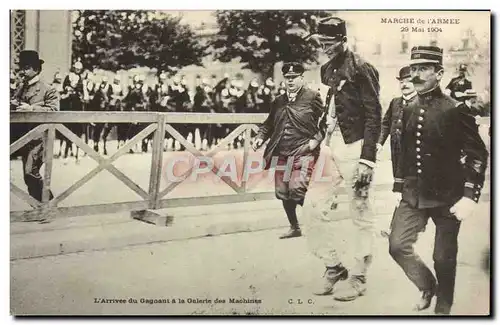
[314,266,348,295]
[333,275,366,301]
[279,227,302,239]
[414,288,436,311]
[433,296,450,315]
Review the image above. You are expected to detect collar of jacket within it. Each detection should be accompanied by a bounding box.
[27,75,40,86]
[286,86,305,102]
[417,85,443,101]
[327,48,349,69]
[403,91,417,101]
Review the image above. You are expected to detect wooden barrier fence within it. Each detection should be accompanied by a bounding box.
[9,112,491,223]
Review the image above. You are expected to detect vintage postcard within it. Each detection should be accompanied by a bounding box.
[9,10,491,316]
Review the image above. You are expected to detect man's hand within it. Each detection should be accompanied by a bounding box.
[309,139,320,151]
[16,102,33,111]
[450,197,477,221]
[356,163,374,187]
[326,116,335,133]
[376,143,383,153]
[252,138,264,151]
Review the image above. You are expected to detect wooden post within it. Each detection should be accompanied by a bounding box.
[241,125,252,193]
[42,125,55,204]
[148,115,166,209]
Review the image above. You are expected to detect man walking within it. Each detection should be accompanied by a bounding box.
[303,16,382,301]
[253,62,325,239]
[388,46,488,315]
[378,66,418,225]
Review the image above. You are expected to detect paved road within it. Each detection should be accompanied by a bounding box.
[10,203,490,316]
[10,134,491,316]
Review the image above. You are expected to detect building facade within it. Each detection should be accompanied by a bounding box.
[10,10,72,83]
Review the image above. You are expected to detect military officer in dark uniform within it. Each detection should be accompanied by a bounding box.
[388,46,488,315]
[445,64,472,101]
[253,62,325,239]
[10,50,59,201]
[304,16,382,301]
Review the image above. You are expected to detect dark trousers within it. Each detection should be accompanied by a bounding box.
[21,143,54,202]
[389,200,461,314]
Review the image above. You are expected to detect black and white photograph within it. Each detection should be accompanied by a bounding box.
[9,9,491,316]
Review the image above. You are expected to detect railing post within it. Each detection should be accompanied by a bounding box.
[148,114,166,209]
[241,125,252,193]
[42,124,55,204]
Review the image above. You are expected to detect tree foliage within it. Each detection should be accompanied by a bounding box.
[211,10,331,77]
[71,10,206,72]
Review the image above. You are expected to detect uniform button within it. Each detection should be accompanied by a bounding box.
[416,132,421,137]
[417,169,422,174]
[418,116,424,121]
[417,124,422,129]
[416,148,421,152]
[398,119,402,123]
[417,155,421,159]
[475,191,480,194]
[417,162,421,166]
[416,140,421,144]
[420,109,425,114]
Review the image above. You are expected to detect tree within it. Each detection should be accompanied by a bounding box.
[71,10,206,73]
[211,10,331,78]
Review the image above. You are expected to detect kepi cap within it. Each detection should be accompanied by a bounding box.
[316,17,346,41]
[410,46,443,65]
[282,62,304,77]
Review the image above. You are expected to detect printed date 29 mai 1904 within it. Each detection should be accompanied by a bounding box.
[381,17,461,33]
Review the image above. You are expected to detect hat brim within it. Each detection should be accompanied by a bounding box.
[283,73,302,78]
[396,74,412,80]
[19,59,44,67]
[410,59,441,65]
[311,34,343,42]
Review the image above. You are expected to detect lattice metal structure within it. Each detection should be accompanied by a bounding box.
[10,10,26,70]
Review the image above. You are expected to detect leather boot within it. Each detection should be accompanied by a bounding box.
[279,227,302,239]
[333,275,367,301]
[415,288,436,311]
[314,265,348,295]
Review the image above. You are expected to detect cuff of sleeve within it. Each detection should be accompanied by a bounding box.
[313,132,324,142]
[464,186,481,203]
[359,159,376,168]
[393,178,404,192]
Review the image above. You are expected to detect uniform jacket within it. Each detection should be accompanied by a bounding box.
[320,49,382,164]
[379,93,418,177]
[257,87,325,169]
[445,76,472,101]
[393,86,488,208]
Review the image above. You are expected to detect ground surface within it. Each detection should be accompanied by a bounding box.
[10,135,491,316]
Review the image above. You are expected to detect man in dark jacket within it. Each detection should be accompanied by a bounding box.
[445,64,472,101]
[378,66,418,182]
[304,16,382,302]
[10,50,59,202]
[377,66,418,237]
[389,46,488,315]
[253,62,325,239]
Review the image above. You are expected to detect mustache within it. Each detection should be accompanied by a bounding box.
[411,77,425,84]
